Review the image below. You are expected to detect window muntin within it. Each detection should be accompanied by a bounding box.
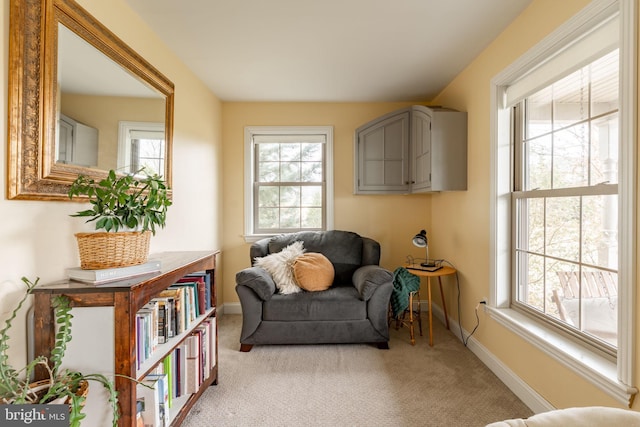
[255,140,324,232]
[130,131,165,176]
[117,121,166,177]
[248,130,331,235]
[513,48,619,352]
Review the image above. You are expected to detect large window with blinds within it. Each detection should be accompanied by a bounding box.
[491,0,637,402]
[244,126,334,237]
[512,48,619,354]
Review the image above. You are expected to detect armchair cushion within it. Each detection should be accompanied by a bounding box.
[263,287,366,321]
[293,252,334,292]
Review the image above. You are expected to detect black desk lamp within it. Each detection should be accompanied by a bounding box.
[412,229,437,268]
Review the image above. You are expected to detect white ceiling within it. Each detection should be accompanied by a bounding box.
[58,24,160,98]
[123,0,532,102]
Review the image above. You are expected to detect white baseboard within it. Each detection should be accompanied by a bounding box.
[222,302,242,314]
[427,302,554,414]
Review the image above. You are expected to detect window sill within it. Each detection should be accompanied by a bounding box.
[243,234,274,243]
[486,306,637,407]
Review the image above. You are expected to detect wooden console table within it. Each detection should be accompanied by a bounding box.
[32,250,220,427]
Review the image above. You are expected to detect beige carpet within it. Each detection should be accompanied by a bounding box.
[182,314,532,427]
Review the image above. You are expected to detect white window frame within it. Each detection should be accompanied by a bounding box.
[244,126,334,242]
[117,121,165,175]
[489,0,637,405]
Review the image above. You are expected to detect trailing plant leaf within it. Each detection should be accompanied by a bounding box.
[50,295,73,377]
[0,279,123,426]
[0,277,38,401]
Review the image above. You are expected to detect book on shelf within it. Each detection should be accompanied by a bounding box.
[176,275,207,314]
[155,297,175,340]
[67,259,162,284]
[180,272,212,310]
[185,334,199,394]
[136,400,145,427]
[137,378,160,427]
[162,355,173,408]
[158,288,184,334]
[137,373,170,427]
[206,317,217,368]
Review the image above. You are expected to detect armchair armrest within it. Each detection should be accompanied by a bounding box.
[235,267,276,301]
[352,265,393,301]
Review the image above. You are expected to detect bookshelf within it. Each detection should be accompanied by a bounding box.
[32,250,220,427]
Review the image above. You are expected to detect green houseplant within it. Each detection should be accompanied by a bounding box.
[0,278,119,426]
[68,169,172,269]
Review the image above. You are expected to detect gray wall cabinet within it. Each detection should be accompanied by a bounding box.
[354,105,467,194]
[58,114,99,168]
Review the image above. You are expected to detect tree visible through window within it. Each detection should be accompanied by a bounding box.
[513,49,619,352]
[245,127,333,237]
[118,121,165,176]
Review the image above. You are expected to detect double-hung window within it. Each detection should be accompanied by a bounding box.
[244,126,333,239]
[512,49,619,353]
[491,0,637,405]
[118,121,166,176]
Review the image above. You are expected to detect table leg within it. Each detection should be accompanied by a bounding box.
[33,293,54,381]
[408,292,415,345]
[427,277,433,346]
[438,277,450,330]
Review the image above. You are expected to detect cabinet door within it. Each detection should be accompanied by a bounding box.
[57,119,74,163]
[73,122,99,167]
[430,110,468,191]
[355,110,410,194]
[410,107,431,192]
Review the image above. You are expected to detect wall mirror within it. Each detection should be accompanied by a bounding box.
[7,0,174,200]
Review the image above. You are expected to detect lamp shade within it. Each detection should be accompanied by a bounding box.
[412,230,428,248]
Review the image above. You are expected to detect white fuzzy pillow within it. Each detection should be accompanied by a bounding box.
[254,241,305,294]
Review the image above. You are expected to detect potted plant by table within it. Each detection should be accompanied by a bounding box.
[68,169,171,269]
[0,278,120,427]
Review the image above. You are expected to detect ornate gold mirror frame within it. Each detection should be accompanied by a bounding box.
[7,0,174,200]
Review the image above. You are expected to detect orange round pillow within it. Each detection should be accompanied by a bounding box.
[293,252,334,292]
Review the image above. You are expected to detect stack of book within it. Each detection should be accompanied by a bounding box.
[66,259,162,285]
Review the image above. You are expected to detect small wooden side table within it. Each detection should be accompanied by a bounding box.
[405,265,457,346]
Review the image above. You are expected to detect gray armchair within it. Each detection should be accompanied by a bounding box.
[235,230,393,352]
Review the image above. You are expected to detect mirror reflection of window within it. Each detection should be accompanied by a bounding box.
[118,121,165,176]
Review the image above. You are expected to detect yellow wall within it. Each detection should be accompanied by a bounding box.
[61,93,165,170]
[431,0,636,410]
[0,0,222,367]
[3,0,636,414]
[221,102,435,304]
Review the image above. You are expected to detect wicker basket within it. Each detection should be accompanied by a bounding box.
[75,231,151,270]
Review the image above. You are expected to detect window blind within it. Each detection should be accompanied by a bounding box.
[505,14,619,107]
[252,134,326,143]
[129,129,164,140]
